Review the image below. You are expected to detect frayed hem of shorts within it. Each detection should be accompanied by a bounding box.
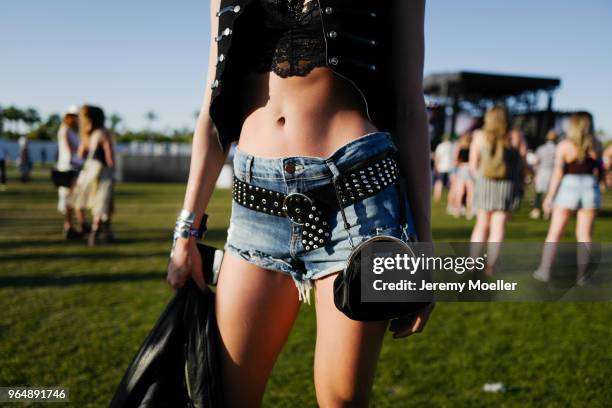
[224,244,295,274]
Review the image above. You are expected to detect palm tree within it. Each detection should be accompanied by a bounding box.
[144,110,158,131]
[23,108,41,133]
[2,106,24,134]
[109,113,123,133]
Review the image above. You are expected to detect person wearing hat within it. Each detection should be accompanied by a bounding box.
[57,105,85,239]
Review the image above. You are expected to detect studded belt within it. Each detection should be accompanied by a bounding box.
[232,152,400,251]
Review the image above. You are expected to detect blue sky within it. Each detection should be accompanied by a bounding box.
[1,0,611,133]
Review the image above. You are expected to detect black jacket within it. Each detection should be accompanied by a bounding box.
[210,0,405,152]
[109,281,222,408]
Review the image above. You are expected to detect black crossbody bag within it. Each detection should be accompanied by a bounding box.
[332,174,432,321]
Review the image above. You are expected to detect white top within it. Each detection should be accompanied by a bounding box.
[536,141,556,172]
[57,124,80,171]
[434,140,456,173]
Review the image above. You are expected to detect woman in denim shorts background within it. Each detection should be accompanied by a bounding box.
[167,1,433,406]
[534,113,602,284]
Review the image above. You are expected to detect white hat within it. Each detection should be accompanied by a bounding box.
[65,105,79,115]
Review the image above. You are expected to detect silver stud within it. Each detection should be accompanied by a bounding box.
[325,6,333,14]
[319,239,324,244]
[250,195,254,200]
[329,56,339,65]
[328,30,338,39]
[218,54,225,63]
[305,246,310,250]
[313,244,319,249]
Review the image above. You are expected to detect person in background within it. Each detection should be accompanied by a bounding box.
[40,148,47,167]
[0,133,9,191]
[449,132,474,218]
[56,105,82,239]
[17,134,32,182]
[530,130,558,219]
[72,105,115,246]
[470,106,526,274]
[602,143,612,190]
[433,134,456,202]
[533,114,602,285]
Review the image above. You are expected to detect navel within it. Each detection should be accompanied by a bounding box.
[277,116,286,126]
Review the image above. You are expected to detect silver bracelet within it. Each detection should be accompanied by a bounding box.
[177,209,196,226]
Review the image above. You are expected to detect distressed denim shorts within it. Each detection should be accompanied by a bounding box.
[224,131,416,303]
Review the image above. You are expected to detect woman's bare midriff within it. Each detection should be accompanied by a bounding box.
[237,66,378,158]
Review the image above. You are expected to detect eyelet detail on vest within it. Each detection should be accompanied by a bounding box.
[211,79,220,89]
[329,56,339,66]
[218,54,225,63]
[370,12,377,18]
[324,6,333,15]
[214,27,232,42]
[369,64,377,71]
[216,5,241,17]
[327,30,338,39]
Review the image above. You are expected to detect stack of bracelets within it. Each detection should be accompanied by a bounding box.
[170,210,207,256]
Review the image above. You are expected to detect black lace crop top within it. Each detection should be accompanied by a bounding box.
[252,0,327,77]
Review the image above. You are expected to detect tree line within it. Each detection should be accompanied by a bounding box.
[0,105,193,144]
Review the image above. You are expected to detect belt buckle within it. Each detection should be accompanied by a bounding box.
[282,193,313,224]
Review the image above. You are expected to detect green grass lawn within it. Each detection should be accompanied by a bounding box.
[1,168,611,407]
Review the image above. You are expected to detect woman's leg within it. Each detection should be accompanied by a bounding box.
[485,211,510,274]
[465,180,474,219]
[313,274,387,407]
[534,208,571,281]
[575,208,596,283]
[216,252,301,408]
[470,210,491,242]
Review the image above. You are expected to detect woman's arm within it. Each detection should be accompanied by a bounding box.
[168,0,226,289]
[392,0,431,242]
[543,142,567,213]
[469,131,482,177]
[181,0,227,230]
[101,131,114,168]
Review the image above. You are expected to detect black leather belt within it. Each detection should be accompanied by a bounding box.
[232,152,400,251]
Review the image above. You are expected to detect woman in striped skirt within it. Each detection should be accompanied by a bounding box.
[469,106,526,273]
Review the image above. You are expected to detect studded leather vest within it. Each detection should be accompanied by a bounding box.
[210,0,397,152]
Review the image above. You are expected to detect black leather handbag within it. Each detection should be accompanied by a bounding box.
[109,279,222,408]
[333,235,431,322]
[332,178,432,322]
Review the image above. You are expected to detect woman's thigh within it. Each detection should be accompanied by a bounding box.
[313,273,387,407]
[215,251,301,408]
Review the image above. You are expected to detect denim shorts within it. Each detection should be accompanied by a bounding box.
[224,132,416,303]
[554,174,601,210]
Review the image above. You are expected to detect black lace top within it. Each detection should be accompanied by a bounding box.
[252,0,326,77]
